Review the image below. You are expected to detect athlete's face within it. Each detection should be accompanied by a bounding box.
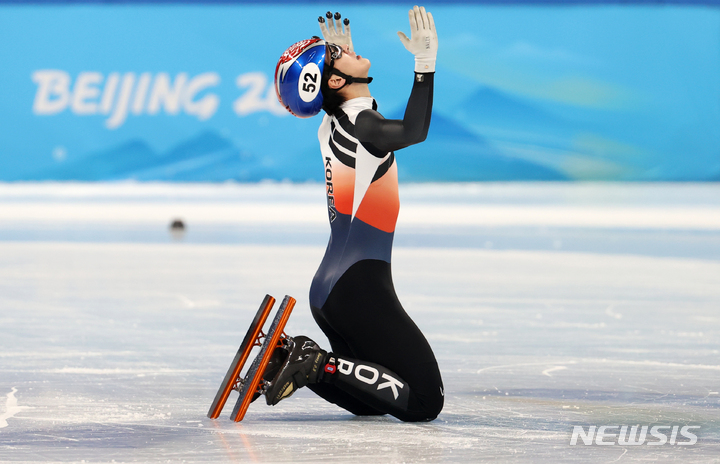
[326,43,371,80]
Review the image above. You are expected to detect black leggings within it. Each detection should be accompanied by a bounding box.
[308,259,444,422]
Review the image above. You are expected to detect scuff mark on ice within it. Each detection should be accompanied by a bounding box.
[541,366,567,377]
[605,304,623,320]
[0,387,31,428]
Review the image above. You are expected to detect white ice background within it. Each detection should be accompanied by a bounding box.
[0,182,719,462]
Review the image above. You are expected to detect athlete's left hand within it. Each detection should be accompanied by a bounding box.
[318,11,354,53]
[397,5,438,73]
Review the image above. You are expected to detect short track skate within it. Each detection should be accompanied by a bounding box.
[207,294,295,422]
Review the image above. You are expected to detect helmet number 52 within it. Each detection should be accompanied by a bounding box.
[298,63,321,103]
[302,72,317,93]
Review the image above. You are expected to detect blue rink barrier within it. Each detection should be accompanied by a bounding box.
[0,3,718,181]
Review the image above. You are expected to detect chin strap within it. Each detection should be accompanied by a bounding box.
[330,69,373,89]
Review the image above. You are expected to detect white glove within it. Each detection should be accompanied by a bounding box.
[397,5,438,73]
[318,11,354,53]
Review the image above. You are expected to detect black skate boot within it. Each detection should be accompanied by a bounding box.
[250,344,289,403]
[264,336,326,406]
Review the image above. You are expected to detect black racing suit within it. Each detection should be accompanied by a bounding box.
[308,73,443,422]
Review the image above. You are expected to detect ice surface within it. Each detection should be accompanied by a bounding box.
[0,182,719,462]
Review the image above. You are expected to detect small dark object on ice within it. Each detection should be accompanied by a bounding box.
[169,219,185,231]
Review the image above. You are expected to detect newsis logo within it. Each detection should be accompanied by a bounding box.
[31,70,287,130]
[570,425,700,446]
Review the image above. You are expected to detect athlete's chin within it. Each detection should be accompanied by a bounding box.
[360,59,371,74]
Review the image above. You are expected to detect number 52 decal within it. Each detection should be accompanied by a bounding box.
[302,71,318,93]
[297,63,321,103]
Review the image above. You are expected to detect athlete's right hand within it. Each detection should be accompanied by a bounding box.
[397,5,438,73]
[318,11,354,53]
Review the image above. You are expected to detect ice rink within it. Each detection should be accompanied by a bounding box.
[1,182,719,463]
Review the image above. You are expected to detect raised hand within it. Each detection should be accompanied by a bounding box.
[318,11,354,53]
[397,5,438,73]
